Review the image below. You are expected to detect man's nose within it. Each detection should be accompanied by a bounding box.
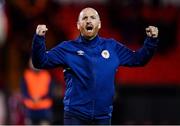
[87,17,92,23]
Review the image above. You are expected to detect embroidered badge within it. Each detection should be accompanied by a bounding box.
[101,50,110,59]
[77,50,84,55]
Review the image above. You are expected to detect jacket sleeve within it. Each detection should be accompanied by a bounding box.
[115,37,158,67]
[32,34,66,69]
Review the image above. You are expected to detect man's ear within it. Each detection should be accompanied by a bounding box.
[77,22,80,30]
[98,22,101,29]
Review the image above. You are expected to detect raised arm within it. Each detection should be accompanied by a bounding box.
[32,25,66,69]
[116,26,159,67]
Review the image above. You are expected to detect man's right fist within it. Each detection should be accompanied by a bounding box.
[145,26,158,38]
[36,25,48,36]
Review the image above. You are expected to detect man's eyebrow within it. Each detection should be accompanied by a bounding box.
[82,16,88,19]
[90,15,96,18]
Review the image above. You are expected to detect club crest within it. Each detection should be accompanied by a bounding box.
[101,50,110,59]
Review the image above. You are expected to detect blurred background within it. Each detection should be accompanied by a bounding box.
[0,0,180,125]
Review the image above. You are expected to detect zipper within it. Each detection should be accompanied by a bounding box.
[91,48,97,120]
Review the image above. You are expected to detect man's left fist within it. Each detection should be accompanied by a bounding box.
[146,26,158,38]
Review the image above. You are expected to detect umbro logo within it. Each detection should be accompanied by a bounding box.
[77,50,84,55]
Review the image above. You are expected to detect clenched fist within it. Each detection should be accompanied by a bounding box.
[146,26,158,38]
[36,25,48,36]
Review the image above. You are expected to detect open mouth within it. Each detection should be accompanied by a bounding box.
[86,25,93,32]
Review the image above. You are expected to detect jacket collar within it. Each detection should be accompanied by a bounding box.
[75,35,100,47]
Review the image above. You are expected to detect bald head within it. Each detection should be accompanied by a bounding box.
[78,7,100,22]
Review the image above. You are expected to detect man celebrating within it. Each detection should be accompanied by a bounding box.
[32,7,158,125]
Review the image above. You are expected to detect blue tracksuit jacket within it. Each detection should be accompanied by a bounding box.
[32,34,158,120]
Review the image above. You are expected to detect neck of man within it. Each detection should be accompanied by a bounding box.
[81,34,97,41]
